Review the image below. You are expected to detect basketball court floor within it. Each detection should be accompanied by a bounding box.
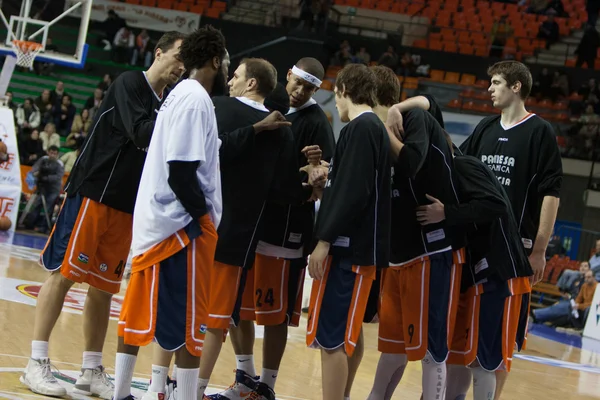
[0,232,599,399]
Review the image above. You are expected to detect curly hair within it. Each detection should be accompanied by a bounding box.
[179,25,227,72]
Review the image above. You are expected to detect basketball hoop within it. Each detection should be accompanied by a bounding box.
[10,39,43,68]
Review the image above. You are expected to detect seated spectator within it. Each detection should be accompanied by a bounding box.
[98,73,113,93]
[532,270,597,328]
[16,98,41,136]
[550,69,569,100]
[397,51,417,77]
[113,26,135,64]
[532,67,554,98]
[378,45,399,70]
[579,78,600,101]
[52,95,76,136]
[89,98,102,122]
[39,123,61,151]
[546,234,566,258]
[84,87,103,111]
[354,47,371,65]
[577,104,600,157]
[537,12,560,48]
[132,29,153,68]
[333,46,352,66]
[490,15,513,58]
[527,0,550,14]
[575,26,600,69]
[589,239,600,279]
[66,109,91,148]
[35,89,54,125]
[19,129,45,166]
[50,81,68,106]
[557,261,590,297]
[60,139,82,174]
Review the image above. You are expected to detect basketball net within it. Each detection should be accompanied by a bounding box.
[11,39,43,68]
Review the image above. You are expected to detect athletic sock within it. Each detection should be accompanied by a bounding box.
[149,365,169,393]
[367,353,407,400]
[344,397,350,400]
[260,368,278,390]
[446,364,472,400]
[31,341,49,360]
[236,354,256,377]
[472,367,496,400]
[197,378,209,398]
[421,354,446,400]
[178,368,199,400]
[113,353,137,400]
[172,364,178,380]
[82,351,103,370]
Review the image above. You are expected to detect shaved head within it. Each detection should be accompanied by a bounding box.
[295,57,325,81]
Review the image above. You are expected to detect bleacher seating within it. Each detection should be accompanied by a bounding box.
[111,0,227,18]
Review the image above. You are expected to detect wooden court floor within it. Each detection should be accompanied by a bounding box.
[0,239,599,399]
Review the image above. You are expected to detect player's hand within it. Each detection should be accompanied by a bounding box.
[386,105,404,140]
[302,145,322,165]
[529,251,546,285]
[253,111,292,133]
[308,240,330,280]
[300,161,329,187]
[416,194,445,225]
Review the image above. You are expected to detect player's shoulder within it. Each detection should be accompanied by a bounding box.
[171,80,212,107]
[529,114,556,134]
[295,102,329,124]
[476,115,501,131]
[114,70,145,86]
[211,95,236,107]
[347,112,386,136]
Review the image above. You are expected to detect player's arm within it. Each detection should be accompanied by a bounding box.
[389,95,431,114]
[168,161,207,220]
[393,109,429,179]
[113,74,158,148]
[269,132,313,205]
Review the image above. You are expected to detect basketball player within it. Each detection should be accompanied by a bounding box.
[458,60,562,399]
[367,66,462,400]
[415,138,532,400]
[21,31,186,398]
[112,26,228,400]
[197,58,312,399]
[306,64,390,400]
[212,57,335,400]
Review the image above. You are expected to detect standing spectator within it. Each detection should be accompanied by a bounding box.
[537,11,560,48]
[52,95,76,136]
[575,26,600,68]
[5,91,17,115]
[19,129,45,166]
[16,98,41,136]
[132,29,153,67]
[39,123,61,151]
[84,87,104,110]
[98,73,113,92]
[490,15,513,57]
[35,89,54,125]
[99,9,126,50]
[66,109,91,148]
[355,47,371,64]
[113,26,135,64]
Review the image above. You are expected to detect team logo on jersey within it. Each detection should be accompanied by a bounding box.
[77,253,89,264]
[199,324,207,334]
[99,263,108,272]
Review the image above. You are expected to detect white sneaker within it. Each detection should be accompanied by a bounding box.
[141,391,166,400]
[20,357,67,397]
[73,365,114,399]
[206,369,258,399]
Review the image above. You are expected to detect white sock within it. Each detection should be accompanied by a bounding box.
[236,354,256,377]
[260,368,278,390]
[113,353,137,400]
[197,378,209,398]
[31,341,49,360]
[421,353,446,400]
[149,365,169,393]
[344,397,350,400]
[446,364,471,400]
[172,364,178,380]
[472,367,496,400]
[82,351,103,370]
[178,368,199,400]
[367,353,407,400]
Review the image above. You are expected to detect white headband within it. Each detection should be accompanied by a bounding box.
[292,65,322,88]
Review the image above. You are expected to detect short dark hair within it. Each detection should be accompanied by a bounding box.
[154,31,187,54]
[295,57,325,81]
[487,61,533,100]
[25,97,34,105]
[240,58,277,97]
[370,66,400,107]
[48,145,59,152]
[178,25,226,72]
[335,64,377,107]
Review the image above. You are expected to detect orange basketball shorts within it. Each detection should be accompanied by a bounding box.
[118,215,217,357]
[447,276,531,372]
[378,249,462,362]
[306,255,376,357]
[206,261,244,330]
[40,193,132,294]
[240,254,306,327]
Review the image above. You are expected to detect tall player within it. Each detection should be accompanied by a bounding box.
[212,57,335,400]
[112,26,229,400]
[368,66,462,400]
[307,63,391,400]
[21,31,186,398]
[458,60,562,399]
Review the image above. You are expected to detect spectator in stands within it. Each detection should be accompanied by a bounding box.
[6,91,17,116]
[333,45,352,66]
[113,26,135,64]
[532,67,553,98]
[66,109,91,148]
[84,87,104,111]
[550,69,569,100]
[537,11,560,48]
[576,104,600,157]
[19,129,45,166]
[88,98,102,122]
[100,9,126,50]
[490,15,513,57]
[98,73,113,92]
[587,0,600,28]
[546,0,567,17]
[132,29,153,68]
[575,26,600,69]
[546,234,566,258]
[52,95,76,136]
[579,78,600,100]
[527,0,550,14]
[35,89,54,125]
[39,123,61,152]
[531,270,597,328]
[557,261,590,297]
[60,138,82,174]
[34,37,58,76]
[50,81,68,106]
[16,98,41,137]
[355,47,371,65]
[589,238,600,278]
[397,51,417,77]
[378,45,399,70]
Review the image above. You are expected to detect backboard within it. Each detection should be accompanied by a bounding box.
[0,0,92,69]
